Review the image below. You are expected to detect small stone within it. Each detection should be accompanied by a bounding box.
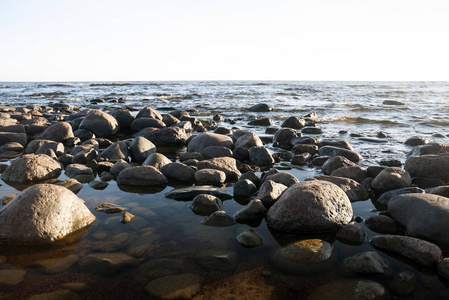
[345,251,388,274]
[236,229,263,247]
[120,212,135,224]
[189,194,222,216]
[336,221,366,244]
[88,180,108,190]
[1,193,17,205]
[145,273,203,299]
[201,211,236,227]
[95,202,126,214]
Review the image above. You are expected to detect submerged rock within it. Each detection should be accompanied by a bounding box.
[345,251,389,274]
[237,229,263,247]
[194,250,239,273]
[78,252,139,276]
[336,221,366,245]
[145,273,204,300]
[0,184,95,244]
[201,210,236,227]
[308,279,389,300]
[189,194,223,216]
[165,185,233,200]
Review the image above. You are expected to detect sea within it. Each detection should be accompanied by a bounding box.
[0,81,448,299]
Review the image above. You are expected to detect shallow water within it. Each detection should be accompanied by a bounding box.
[0,81,448,299]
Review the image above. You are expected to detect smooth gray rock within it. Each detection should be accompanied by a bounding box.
[336,221,366,244]
[187,133,233,153]
[319,146,362,163]
[345,251,388,274]
[111,108,134,130]
[438,258,449,281]
[371,167,411,192]
[117,166,168,186]
[160,162,195,182]
[65,163,93,178]
[142,152,172,169]
[0,270,26,291]
[249,146,274,166]
[404,154,449,182]
[197,157,241,182]
[281,116,305,129]
[0,132,27,147]
[130,136,156,162]
[189,194,223,216]
[404,136,427,146]
[79,109,119,137]
[233,199,267,222]
[234,132,263,149]
[365,215,403,234]
[35,141,65,156]
[236,229,263,247]
[130,117,166,132]
[201,145,233,159]
[273,128,298,149]
[388,193,449,247]
[0,184,95,244]
[257,180,288,208]
[330,165,368,183]
[38,121,74,142]
[99,141,129,161]
[321,156,357,175]
[136,126,188,146]
[407,143,449,157]
[201,210,236,227]
[2,154,61,183]
[376,187,425,208]
[248,117,274,126]
[165,185,233,200]
[263,171,299,187]
[110,159,131,177]
[136,106,163,120]
[426,185,449,197]
[267,181,353,233]
[71,147,98,164]
[233,179,257,198]
[371,235,442,266]
[194,168,226,186]
[306,175,369,202]
[249,103,271,112]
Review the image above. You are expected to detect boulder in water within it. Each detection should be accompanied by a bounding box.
[2,154,62,183]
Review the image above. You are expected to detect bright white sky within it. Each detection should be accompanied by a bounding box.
[1,0,448,81]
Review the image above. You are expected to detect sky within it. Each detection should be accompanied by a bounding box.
[1,0,448,81]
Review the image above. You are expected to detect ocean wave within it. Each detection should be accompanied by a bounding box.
[251,83,270,86]
[28,91,69,97]
[330,116,402,126]
[90,83,132,87]
[47,83,74,87]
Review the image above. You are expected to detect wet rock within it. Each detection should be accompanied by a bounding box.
[388,271,415,297]
[239,171,261,187]
[165,185,233,200]
[79,109,119,137]
[301,126,323,134]
[130,117,166,131]
[336,221,366,244]
[388,193,449,247]
[263,171,298,187]
[371,235,442,266]
[136,106,163,120]
[249,146,274,166]
[110,159,131,178]
[197,157,241,182]
[383,100,405,105]
[233,199,267,222]
[426,185,449,197]
[291,153,311,165]
[233,179,257,198]
[272,151,294,162]
[0,184,95,244]
[127,230,160,257]
[404,154,449,182]
[0,142,24,154]
[100,172,114,182]
[162,113,180,127]
[65,163,93,178]
[270,239,334,274]
[319,146,362,163]
[438,258,449,280]
[2,154,62,183]
[194,250,239,273]
[201,145,233,159]
[35,141,65,156]
[136,126,188,146]
[129,136,156,162]
[194,168,226,186]
[292,144,318,155]
[248,117,274,126]
[330,165,368,183]
[95,202,126,214]
[257,180,288,208]
[71,148,97,164]
[201,210,236,226]
[0,132,27,147]
[345,251,389,274]
[308,279,388,300]
[73,174,95,183]
[117,166,168,186]
[1,193,17,205]
[160,162,195,183]
[407,142,449,157]
[135,258,187,284]
[281,116,305,129]
[142,152,172,169]
[55,178,83,194]
[110,108,134,130]
[249,103,272,112]
[379,158,402,167]
[371,167,411,192]
[189,194,223,216]
[88,180,108,190]
[78,253,139,276]
[187,133,233,153]
[0,270,26,291]
[412,176,445,189]
[38,121,74,142]
[99,141,129,161]
[306,175,369,202]
[237,229,263,247]
[273,128,298,149]
[376,187,425,208]
[234,132,263,149]
[321,156,357,175]
[404,136,427,146]
[267,181,353,233]
[145,273,203,299]
[32,254,79,275]
[365,215,403,234]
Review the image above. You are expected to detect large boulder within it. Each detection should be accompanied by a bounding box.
[0,184,95,244]
[79,109,119,137]
[404,154,449,182]
[117,166,168,186]
[388,193,449,247]
[130,136,156,162]
[136,106,163,120]
[267,180,353,233]
[306,175,369,202]
[38,122,74,142]
[160,162,196,182]
[187,133,233,153]
[2,154,62,183]
[110,108,134,130]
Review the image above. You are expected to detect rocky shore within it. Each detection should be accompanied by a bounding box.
[0,102,448,299]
